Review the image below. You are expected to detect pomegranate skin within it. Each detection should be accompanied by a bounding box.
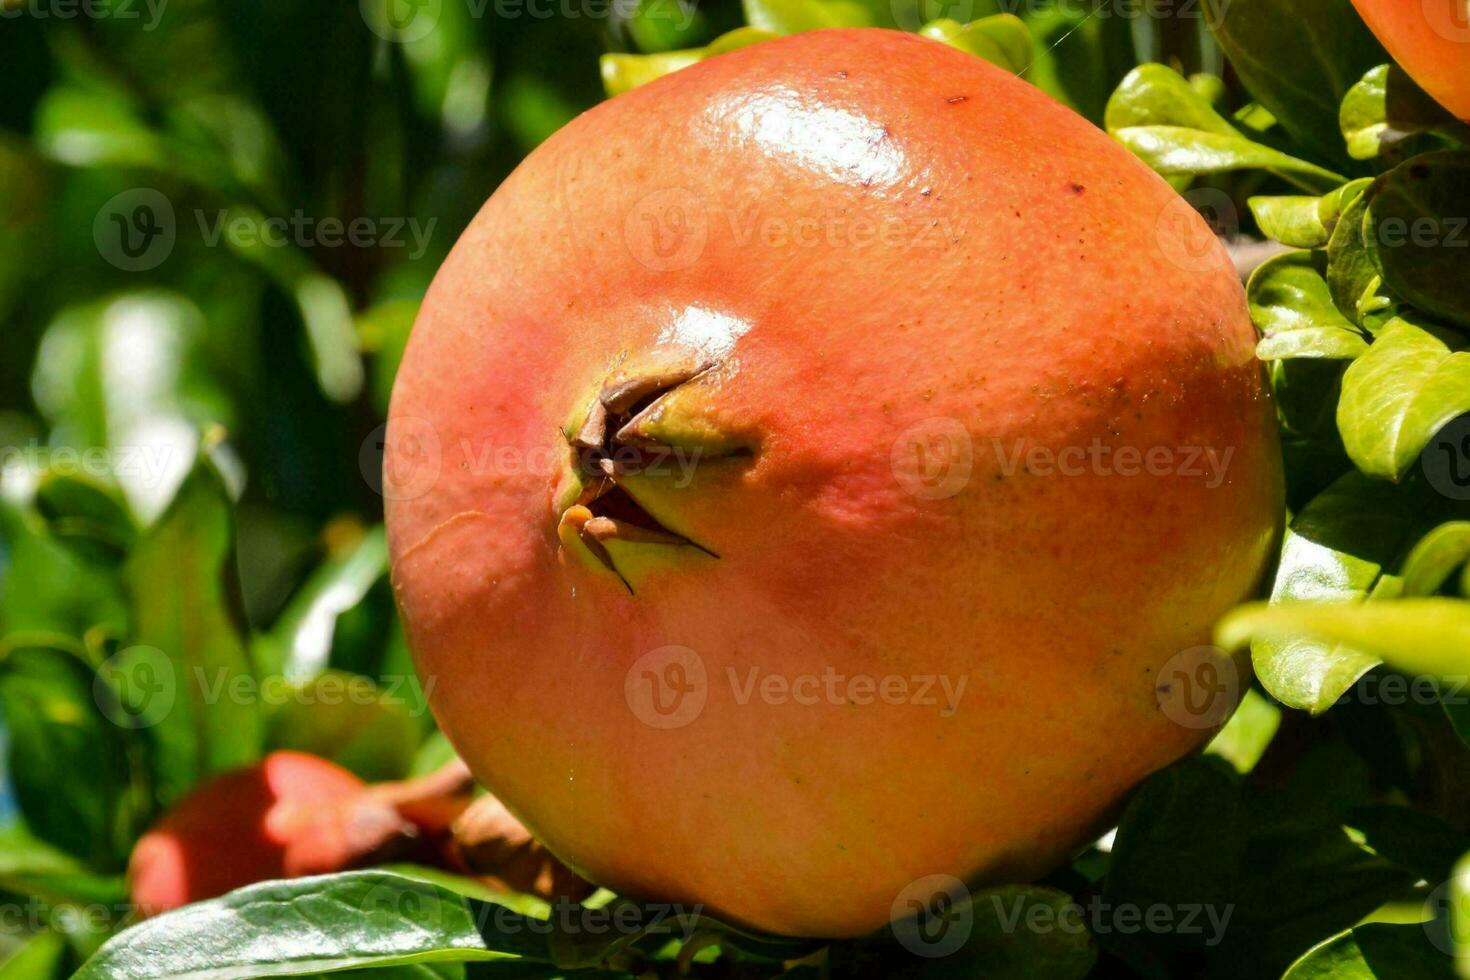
[128,751,374,917]
[1350,0,1470,119]
[386,29,1283,938]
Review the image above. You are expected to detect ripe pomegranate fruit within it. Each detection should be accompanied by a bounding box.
[128,751,411,916]
[386,28,1282,937]
[1350,0,1470,119]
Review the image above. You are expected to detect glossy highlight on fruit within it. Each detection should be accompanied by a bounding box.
[386,28,1283,938]
[1351,0,1470,119]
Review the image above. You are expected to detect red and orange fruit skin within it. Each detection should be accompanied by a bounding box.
[386,28,1283,938]
[1351,0,1470,119]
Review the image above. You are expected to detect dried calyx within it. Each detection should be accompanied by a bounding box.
[557,360,747,592]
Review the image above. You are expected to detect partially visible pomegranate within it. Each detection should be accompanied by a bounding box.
[1351,0,1470,119]
[128,751,412,917]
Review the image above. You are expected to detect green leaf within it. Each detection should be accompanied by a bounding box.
[255,526,389,680]
[30,292,230,523]
[1250,252,1369,360]
[0,496,127,640]
[1363,152,1470,330]
[1250,196,1331,249]
[1325,179,1391,327]
[122,446,263,804]
[1345,805,1470,883]
[599,28,774,97]
[1340,64,1466,161]
[1203,0,1386,168]
[1243,473,1426,712]
[72,871,555,980]
[1104,757,1242,917]
[741,0,890,32]
[264,670,421,782]
[1337,317,1470,480]
[0,930,69,980]
[1206,688,1282,774]
[1402,523,1470,596]
[0,644,134,868]
[1220,598,1470,683]
[1282,923,1453,978]
[32,469,137,565]
[919,16,1031,75]
[953,886,1097,979]
[0,823,126,905]
[1105,67,1347,193]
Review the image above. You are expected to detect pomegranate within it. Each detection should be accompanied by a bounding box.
[1350,0,1470,120]
[386,28,1282,937]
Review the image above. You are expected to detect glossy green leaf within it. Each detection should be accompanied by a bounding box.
[255,526,389,680]
[1206,688,1282,773]
[123,447,263,804]
[1337,317,1470,480]
[1341,64,1466,161]
[919,16,1031,75]
[72,871,554,980]
[1402,523,1470,596]
[1363,151,1470,330]
[1203,0,1386,168]
[599,28,773,97]
[1345,805,1470,883]
[1282,923,1453,978]
[1250,252,1369,360]
[1251,196,1331,249]
[1220,598,1470,683]
[1324,179,1391,327]
[1244,473,1426,712]
[741,0,884,33]
[1106,66,1346,193]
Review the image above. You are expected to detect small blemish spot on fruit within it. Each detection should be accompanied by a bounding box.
[1068,182,1086,194]
[834,69,848,79]
[945,95,968,104]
